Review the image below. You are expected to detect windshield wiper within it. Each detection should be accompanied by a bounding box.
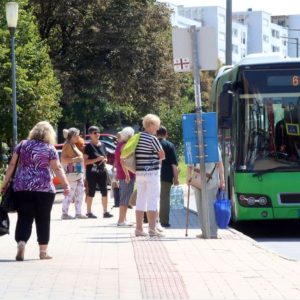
[252,165,300,177]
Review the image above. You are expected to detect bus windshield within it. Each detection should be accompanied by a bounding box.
[237,67,300,171]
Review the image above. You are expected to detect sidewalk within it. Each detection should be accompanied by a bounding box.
[1,188,300,299]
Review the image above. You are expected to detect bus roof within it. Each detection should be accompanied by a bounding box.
[215,53,300,80]
[239,53,300,66]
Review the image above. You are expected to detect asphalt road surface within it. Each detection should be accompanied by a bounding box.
[232,220,300,261]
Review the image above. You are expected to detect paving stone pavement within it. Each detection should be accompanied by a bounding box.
[1,187,300,299]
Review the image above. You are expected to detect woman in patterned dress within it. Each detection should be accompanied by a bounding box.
[0,121,70,261]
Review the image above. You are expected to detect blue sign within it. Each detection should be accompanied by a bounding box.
[182,112,219,164]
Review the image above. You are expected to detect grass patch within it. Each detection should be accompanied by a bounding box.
[178,155,187,185]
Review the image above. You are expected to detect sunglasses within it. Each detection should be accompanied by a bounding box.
[91,132,100,135]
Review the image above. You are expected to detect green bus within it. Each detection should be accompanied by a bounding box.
[211,53,300,221]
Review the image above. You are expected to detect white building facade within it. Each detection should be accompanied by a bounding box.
[160,1,296,65]
[272,15,300,58]
[177,5,248,64]
[233,10,288,57]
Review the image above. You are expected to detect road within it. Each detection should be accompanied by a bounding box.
[183,186,300,261]
[232,220,300,261]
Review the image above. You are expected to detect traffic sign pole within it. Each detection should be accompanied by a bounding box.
[191,25,211,239]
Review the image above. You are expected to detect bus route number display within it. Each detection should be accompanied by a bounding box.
[292,75,299,86]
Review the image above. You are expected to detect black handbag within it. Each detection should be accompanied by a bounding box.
[0,206,10,236]
[1,183,17,213]
[0,142,23,213]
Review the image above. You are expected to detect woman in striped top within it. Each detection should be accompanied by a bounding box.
[135,114,165,237]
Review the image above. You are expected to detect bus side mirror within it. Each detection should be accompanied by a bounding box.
[219,82,233,129]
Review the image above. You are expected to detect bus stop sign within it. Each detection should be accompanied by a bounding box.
[182,112,219,164]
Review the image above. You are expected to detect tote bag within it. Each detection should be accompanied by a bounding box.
[120,133,141,174]
[214,189,231,229]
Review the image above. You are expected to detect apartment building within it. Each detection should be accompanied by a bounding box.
[272,15,300,57]
[160,1,296,65]
[177,5,247,64]
[233,9,288,56]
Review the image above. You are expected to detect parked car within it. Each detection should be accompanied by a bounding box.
[85,133,118,145]
[54,134,116,164]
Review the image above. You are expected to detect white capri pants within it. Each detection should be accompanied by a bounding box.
[135,170,161,212]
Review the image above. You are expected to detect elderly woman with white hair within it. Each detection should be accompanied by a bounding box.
[135,114,165,237]
[114,126,135,226]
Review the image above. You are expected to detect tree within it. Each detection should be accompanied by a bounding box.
[29,0,182,135]
[0,0,62,147]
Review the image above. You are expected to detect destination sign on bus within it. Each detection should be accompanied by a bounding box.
[292,75,299,86]
[240,68,300,93]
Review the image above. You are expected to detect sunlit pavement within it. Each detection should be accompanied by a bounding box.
[1,188,300,299]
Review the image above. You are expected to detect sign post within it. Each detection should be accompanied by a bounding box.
[191,25,210,238]
[172,25,218,239]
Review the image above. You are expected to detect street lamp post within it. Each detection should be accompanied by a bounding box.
[6,2,19,150]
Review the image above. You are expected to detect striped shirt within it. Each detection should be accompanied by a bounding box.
[135,132,163,171]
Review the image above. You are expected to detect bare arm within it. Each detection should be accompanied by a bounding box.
[50,159,70,196]
[0,153,19,193]
[61,152,83,164]
[83,154,105,166]
[172,164,179,185]
[158,149,165,161]
[217,161,225,189]
[186,165,193,185]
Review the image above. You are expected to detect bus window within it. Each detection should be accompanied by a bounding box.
[237,68,300,171]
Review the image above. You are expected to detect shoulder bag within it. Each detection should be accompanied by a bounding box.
[0,142,23,213]
[63,143,83,182]
[120,133,140,174]
[189,164,217,190]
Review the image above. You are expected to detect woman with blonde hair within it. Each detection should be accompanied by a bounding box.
[61,127,86,219]
[134,114,165,237]
[114,126,135,226]
[0,121,70,261]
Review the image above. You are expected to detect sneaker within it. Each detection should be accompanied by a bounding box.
[117,222,133,227]
[103,212,113,218]
[61,214,75,220]
[86,213,97,219]
[156,223,164,232]
[75,214,88,219]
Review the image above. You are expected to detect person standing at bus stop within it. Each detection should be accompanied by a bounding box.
[186,147,225,238]
[60,127,86,219]
[84,126,113,219]
[157,125,179,227]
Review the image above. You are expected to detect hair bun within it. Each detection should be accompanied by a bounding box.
[63,129,69,139]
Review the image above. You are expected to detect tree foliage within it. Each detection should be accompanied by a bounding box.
[29,0,182,134]
[0,0,62,146]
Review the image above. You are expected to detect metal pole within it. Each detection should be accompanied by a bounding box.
[10,28,17,150]
[225,0,232,65]
[191,25,211,239]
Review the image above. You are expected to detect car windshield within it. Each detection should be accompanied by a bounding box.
[237,67,300,171]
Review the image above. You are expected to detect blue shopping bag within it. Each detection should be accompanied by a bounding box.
[214,189,231,229]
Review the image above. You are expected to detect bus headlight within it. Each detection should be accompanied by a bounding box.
[237,194,271,207]
[258,197,268,206]
[247,197,256,206]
